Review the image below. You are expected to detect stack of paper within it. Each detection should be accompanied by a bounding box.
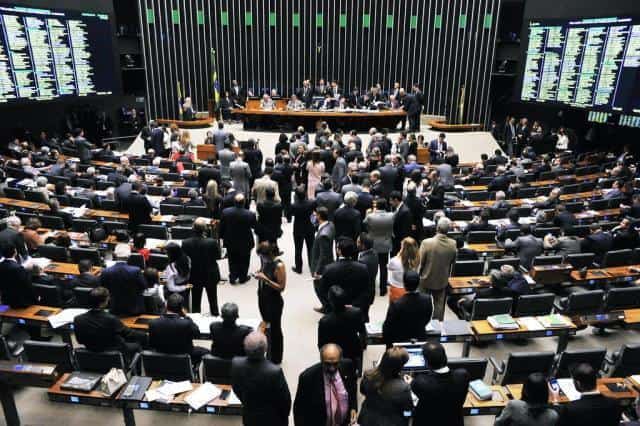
[557,378,581,401]
[517,317,544,331]
[537,314,570,328]
[145,380,193,403]
[487,314,519,330]
[184,383,220,410]
[24,257,52,270]
[48,308,88,328]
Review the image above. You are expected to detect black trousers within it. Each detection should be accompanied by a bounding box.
[293,232,314,271]
[259,293,284,364]
[227,249,251,282]
[281,189,292,221]
[377,252,389,295]
[408,113,420,131]
[192,281,219,316]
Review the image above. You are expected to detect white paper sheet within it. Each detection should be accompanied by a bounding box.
[557,378,581,401]
[156,380,193,397]
[184,383,220,410]
[48,308,88,328]
[227,390,241,405]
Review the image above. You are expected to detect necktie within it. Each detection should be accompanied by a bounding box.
[329,376,342,426]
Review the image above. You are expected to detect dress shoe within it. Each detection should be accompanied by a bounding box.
[313,306,326,314]
[237,276,250,284]
[291,267,302,274]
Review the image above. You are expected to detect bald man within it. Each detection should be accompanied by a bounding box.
[293,344,358,426]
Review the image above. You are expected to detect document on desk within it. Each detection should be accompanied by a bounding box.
[227,390,241,405]
[557,378,581,401]
[48,308,88,328]
[24,257,52,270]
[365,321,383,335]
[517,317,544,331]
[155,380,193,398]
[184,382,220,410]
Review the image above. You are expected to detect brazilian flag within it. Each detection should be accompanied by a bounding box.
[211,49,220,109]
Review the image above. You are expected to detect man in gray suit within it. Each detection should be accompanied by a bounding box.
[419,217,457,320]
[436,162,454,188]
[230,152,252,197]
[502,224,543,269]
[218,141,236,180]
[315,180,342,220]
[212,121,229,153]
[310,207,335,312]
[331,149,347,191]
[363,198,394,296]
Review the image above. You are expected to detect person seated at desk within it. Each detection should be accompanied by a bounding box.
[612,218,640,250]
[543,230,581,257]
[494,372,559,426]
[456,237,478,260]
[286,94,304,111]
[320,93,337,110]
[142,267,164,314]
[0,216,28,263]
[182,97,196,120]
[410,342,470,426]
[185,189,205,207]
[491,191,511,210]
[534,187,562,210]
[148,293,209,366]
[21,217,43,254]
[260,94,275,110]
[382,271,433,347]
[163,243,193,307]
[70,259,100,288]
[557,363,622,426]
[0,244,36,308]
[465,208,497,235]
[74,287,147,359]
[502,224,543,269]
[580,223,613,265]
[210,302,252,359]
[488,166,511,192]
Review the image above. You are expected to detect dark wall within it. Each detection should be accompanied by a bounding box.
[0,0,131,143]
[138,0,501,125]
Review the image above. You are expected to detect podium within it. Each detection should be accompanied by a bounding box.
[417,147,430,164]
[197,144,217,161]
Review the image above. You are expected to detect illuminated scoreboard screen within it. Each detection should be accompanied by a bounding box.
[0,3,117,103]
[520,16,640,115]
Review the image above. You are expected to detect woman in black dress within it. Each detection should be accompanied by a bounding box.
[254,241,286,364]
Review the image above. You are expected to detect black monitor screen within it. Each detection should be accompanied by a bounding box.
[520,16,640,115]
[0,3,117,103]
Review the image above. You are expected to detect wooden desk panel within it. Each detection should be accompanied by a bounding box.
[44,262,101,276]
[0,305,61,324]
[507,378,638,404]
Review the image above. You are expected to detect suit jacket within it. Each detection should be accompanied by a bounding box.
[123,192,152,230]
[198,166,221,190]
[393,204,413,243]
[212,129,229,152]
[218,149,235,179]
[321,259,371,310]
[364,211,394,254]
[70,272,100,289]
[315,191,343,220]
[0,228,28,261]
[557,393,622,426]
[150,127,165,154]
[355,192,374,219]
[613,228,640,250]
[293,360,357,426]
[581,231,613,263]
[148,313,200,354]
[74,309,139,352]
[100,262,146,316]
[230,160,252,196]
[219,206,256,252]
[411,369,470,426]
[114,182,132,211]
[553,211,577,231]
[181,235,221,286]
[231,357,292,426]
[317,307,366,363]
[333,206,361,241]
[549,236,581,256]
[419,234,457,291]
[257,200,283,241]
[383,292,433,346]
[252,176,281,203]
[488,175,511,192]
[378,165,399,198]
[504,235,543,269]
[0,259,35,308]
[358,375,413,426]
[428,139,447,158]
[310,222,335,275]
[209,321,252,359]
[291,199,316,236]
[358,249,378,305]
[75,137,92,163]
[402,94,420,115]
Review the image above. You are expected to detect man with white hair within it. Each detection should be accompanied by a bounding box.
[231,331,291,426]
[492,190,510,210]
[33,176,50,203]
[333,191,361,241]
[418,216,457,320]
[488,165,510,192]
[115,174,137,211]
[0,216,27,262]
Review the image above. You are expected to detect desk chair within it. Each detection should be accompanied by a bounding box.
[75,347,140,376]
[602,344,640,378]
[37,244,68,262]
[147,186,163,196]
[466,192,490,202]
[3,187,25,200]
[488,257,520,271]
[96,181,114,191]
[516,187,537,199]
[39,215,65,230]
[71,287,92,308]
[554,290,605,319]
[103,220,128,235]
[141,351,196,382]
[148,253,169,270]
[0,336,13,360]
[23,341,75,373]
[24,191,47,203]
[513,293,555,317]
[608,198,624,209]
[449,209,475,221]
[16,212,37,225]
[599,249,633,268]
[532,255,564,266]
[562,184,580,195]
[170,226,195,240]
[467,231,497,244]
[138,224,169,240]
[99,199,118,211]
[33,284,64,307]
[70,196,93,208]
[603,287,640,312]
[490,351,555,385]
[589,199,609,211]
[448,357,487,381]
[489,208,508,220]
[553,348,606,379]
[75,178,94,189]
[539,171,556,181]
[564,253,595,269]
[202,355,232,384]
[72,219,98,233]
[69,247,102,266]
[160,204,184,215]
[184,205,210,217]
[564,202,584,213]
[579,181,597,192]
[160,173,181,182]
[127,253,145,269]
[453,260,485,277]
[467,298,513,321]
[533,227,561,238]
[515,207,532,217]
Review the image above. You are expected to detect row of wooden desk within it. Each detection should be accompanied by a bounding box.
[460,172,605,193]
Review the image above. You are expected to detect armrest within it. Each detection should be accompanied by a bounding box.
[489,357,504,384]
[127,352,142,376]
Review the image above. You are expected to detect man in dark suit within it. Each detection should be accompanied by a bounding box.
[115,178,133,211]
[557,363,622,426]
[612,218,640,250]
[148,293,209,365]
[298,79,314,107]
[231,331,291,426]
[181,218,222,315]
[401,90,421,131]
[0,216,27,262]
[311,207,336,312]
[291,187,316,274]
[149,121,165,155]
[320,238,371,314]
[210,302,252,359]
[293,343,358,426]
[74,128,93,164]
[219,193,257,284]
[315,181,343,220]
[0,244,35,308]
[122,182,153,232]
[333,192,361,242]
[378,157,399,199]
[70,259,100,288]
[74,287,146,359]
[273,155,294,222]
[553,204,577,232]
[383,271,433,347]
[428,133,447,163]
[357,234,378,322]
[100,258,146,316]
[411,342,470,426]
[198,163,221,191]
[581,223,613,264]
[229,80,246,106]
[487,166,511,192]
[390,191,413,256]
[317,286,367,375]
